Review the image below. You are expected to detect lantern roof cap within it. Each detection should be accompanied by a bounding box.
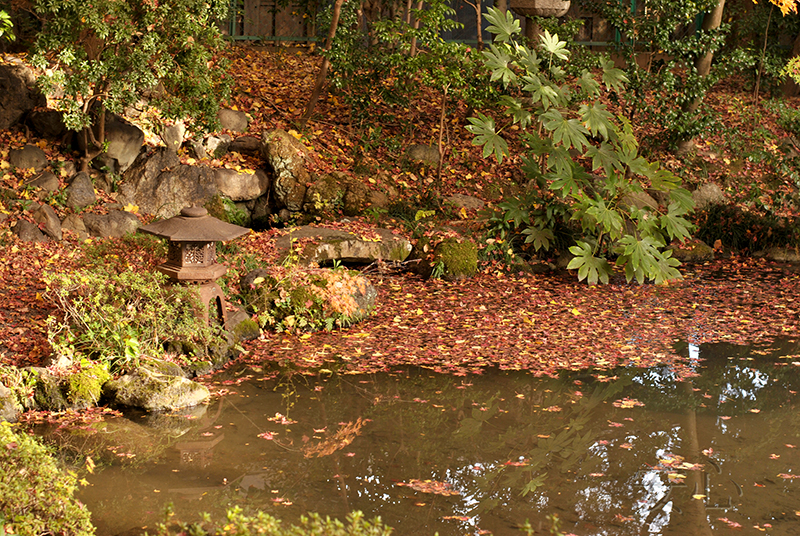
[139,205,250,242]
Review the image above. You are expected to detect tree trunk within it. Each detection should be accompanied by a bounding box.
[300,0,346,127]
[676,0,726,155]
[409,0,424,57]
[782,31,800,97]
[495,0,508,13]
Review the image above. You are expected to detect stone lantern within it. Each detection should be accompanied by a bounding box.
[509,0,571,41]
[139,205,249,327]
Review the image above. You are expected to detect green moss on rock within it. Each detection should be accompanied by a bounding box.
[434,238,478,281]
[67,363,111,409]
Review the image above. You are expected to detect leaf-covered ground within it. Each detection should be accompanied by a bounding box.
[1,46,800,377]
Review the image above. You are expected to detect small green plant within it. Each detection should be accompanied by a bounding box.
[154,507,392,536]
[44,266,221,373]
[0,10,14,41]
[0,422,95,536]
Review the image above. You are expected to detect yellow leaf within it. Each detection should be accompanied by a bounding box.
[571,308,581,315]
[123,203,139,214]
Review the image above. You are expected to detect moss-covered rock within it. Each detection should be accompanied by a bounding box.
[303,173,345,215]
[67,363,111,409]
[103,366,210,411]
[412,234,478,281]
[667,239,714,263]
[31,367,68,411]
[434,237,478,281]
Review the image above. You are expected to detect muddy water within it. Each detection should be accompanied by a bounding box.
[36,341,800,535]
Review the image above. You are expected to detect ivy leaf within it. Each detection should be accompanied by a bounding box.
[567,241,611,285]
[541,109,590,151]
[485,7,521,43]
[601,59,628,93]
[466,113,509,164]
[539,30,570,61]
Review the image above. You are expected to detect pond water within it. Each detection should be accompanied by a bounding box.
[34,340,800,536]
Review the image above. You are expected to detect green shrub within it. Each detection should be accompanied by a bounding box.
[44,266,221,373]
[470,9,694,284]
[0,422,95,536]
[155,508,392,536]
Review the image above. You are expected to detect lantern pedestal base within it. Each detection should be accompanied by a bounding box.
[187,281,229,327]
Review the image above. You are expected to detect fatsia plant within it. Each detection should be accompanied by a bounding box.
[31,0,231,170]
[468,8,694,285]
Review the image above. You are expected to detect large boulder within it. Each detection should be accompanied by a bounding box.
[118,147,218,218]
[30,202,62,241]
[9,145,48,173]
[0,62,46,129]
[12,220,47,243]
[218,108,249,133]
[276,225,413,265]
[83,210,140,238]
[261,129,311,212]
[77,114,144,173]
[27,109,69,140]
[65,171,98,210]
[215,168,270,201]
[103,366,210,411]
[692,183,726,210]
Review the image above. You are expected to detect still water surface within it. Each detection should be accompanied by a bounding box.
[36,341,800,535]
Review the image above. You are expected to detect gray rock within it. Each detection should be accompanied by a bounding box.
[218,108,249,133]
[118,147,218,218]
[667,239,714,263]
[0,384,21,423]
[303,173,345,214]
[406,144,440,165]
[276,225,413,264]
[215,168,270,201]
[205,134,232,158]
[31,203,62,241]
[61,214,88,241]
[31,367,68,411]
[189,138,208,159]
[27,171,60,195]
[692,183,726,210]
[622,191,659,211]
[27,109,68,140]
[12,220,47,242]
[79,114,144,173]
[104,366,210,411]
[0,62,46,129]
[762,247,800,263]
[261,129,310,212]
[9,145,48,172]
[66,172,97,210]
[228,136,261,155]
[446,194,485,211]
[83,210,140,238]
[160,121,186,153]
